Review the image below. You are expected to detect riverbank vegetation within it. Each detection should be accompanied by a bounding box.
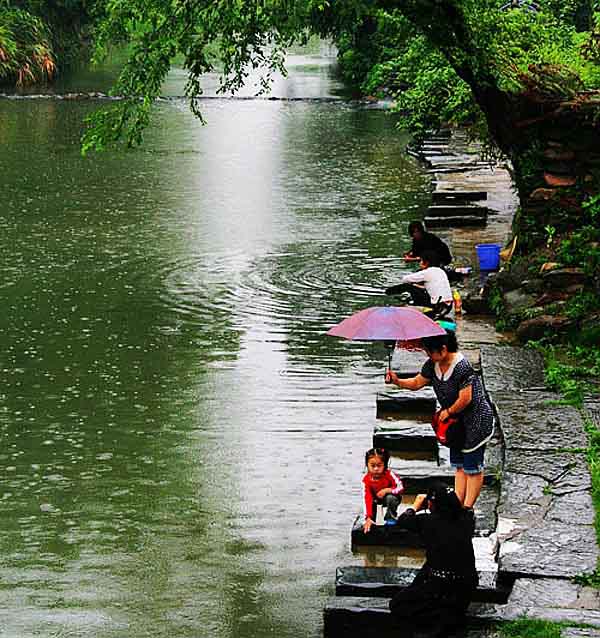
[0,0,100,86]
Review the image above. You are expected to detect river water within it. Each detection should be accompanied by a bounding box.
[0,50,434,637]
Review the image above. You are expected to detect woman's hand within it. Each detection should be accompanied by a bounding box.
[385,370,398,385]
[363,518,374,533]
[376,488,391,499]
[439,408,452,421]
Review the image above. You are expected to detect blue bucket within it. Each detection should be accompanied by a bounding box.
[476,243,501,271]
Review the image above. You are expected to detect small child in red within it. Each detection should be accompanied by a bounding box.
[362,447,404,533]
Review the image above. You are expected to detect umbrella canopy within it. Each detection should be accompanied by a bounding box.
[326,306,446,341]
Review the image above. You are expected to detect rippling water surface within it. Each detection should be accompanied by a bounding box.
[0,52,432,637]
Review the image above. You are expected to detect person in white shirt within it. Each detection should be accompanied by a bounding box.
[386,251,453,316]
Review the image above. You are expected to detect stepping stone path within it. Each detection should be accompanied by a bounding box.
[408,133,499,228]
[322,340,599,636]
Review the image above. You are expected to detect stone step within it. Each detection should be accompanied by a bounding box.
[350,512,423,549]
[432,190,488,203]
[375,391,437,418]
[335,566,511,604]
[427,165,490,174]
[350,483,499,547]
[427,205,488,217]
[372,425,438,454]
[323,596,497,638]
[425,215,487,228]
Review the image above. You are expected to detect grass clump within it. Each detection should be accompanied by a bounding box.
[499,618,563,638]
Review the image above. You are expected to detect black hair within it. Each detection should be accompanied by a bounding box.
[365,447,390,469]
[421,331,458,354]
[408,221,424,236]
[426,481,462,519]
[420,250,440,268]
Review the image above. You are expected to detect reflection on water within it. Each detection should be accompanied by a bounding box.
[0,53,432,638]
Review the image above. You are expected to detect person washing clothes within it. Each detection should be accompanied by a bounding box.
[385,251,453,317]
[404,221,452,267]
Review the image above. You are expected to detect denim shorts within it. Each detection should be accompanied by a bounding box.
[450,445,486,475]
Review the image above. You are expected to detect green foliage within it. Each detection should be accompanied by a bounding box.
[499,617,563,638]
[76,0,600,150]
[539,343,600,405]
[0,5,56,85]
[557,225,600,277]
[385,36,482,139]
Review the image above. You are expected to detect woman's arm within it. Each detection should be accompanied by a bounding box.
[439,384,472,421]
[386,371,430,391]
[401,270,426,284]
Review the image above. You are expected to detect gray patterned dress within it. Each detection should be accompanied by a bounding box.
[421,354,494,452]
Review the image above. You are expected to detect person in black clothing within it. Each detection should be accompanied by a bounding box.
[389,482,478,637]
[405,221,452,267]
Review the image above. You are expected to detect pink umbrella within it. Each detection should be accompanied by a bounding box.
[326,306,446,369]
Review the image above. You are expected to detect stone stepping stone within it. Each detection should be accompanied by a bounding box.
[350,483,499,547]
[375,391,437,418]
[425,215,487,228]
[432,190,488,203]
[350,511,423,549]
[323,596,497,637]
[372,425,438,454]
[427,205,488,217]
[427,165,490,174]
[335,566,511,604]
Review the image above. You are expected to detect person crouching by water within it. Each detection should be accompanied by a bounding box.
[385,250,453,317]
[404,221,452,268]
[389,483,478,637]
[362,447,404,533]
[385,331,494,511]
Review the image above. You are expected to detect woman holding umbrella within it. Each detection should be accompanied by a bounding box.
[385,331,494,511]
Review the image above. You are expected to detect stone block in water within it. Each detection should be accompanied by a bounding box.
[432,190,488,203]
[427,204,488,217]
[323,597,397,638]
[375,391,437,419]
[351,514,423,549]
[372,426,438,454]
[425,214,487,228]
[324,597,499,638]
[335,566,511,604]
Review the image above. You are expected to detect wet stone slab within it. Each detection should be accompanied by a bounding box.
[498,519,598,578]
[375,391,437,419]
[499,467,593,526]
[507,578,600,613]
[425,215,488,228]
[476,579,600,627]
[324,597,500,638]
[494,392,588,451]
[335,566,510,604]
[372,427,438,454]
[351,483,498,547]
[563,630,600,638]
[428,204,488,217]
[432,190,488,203]
[503,448,590,491]
[480,345,546,396]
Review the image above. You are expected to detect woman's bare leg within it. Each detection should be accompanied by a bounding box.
[454,468,466,504]
[464,472,484,509]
